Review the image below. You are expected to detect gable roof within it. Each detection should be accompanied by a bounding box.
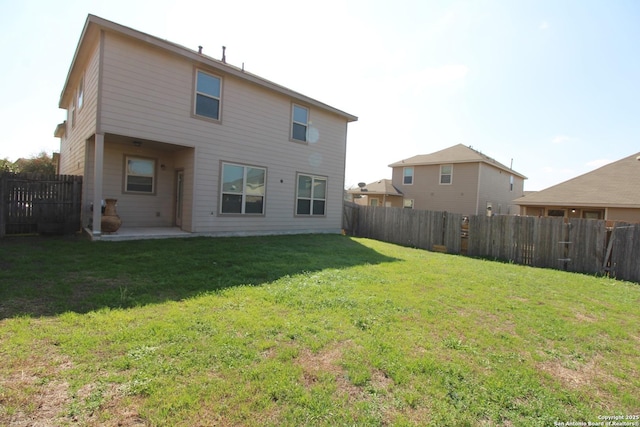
[513,152,640,208]
[348,179,403,196]
[388,144,526,179]
[59,15,357,122]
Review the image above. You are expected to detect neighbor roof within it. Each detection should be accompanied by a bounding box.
[348,179,403,196]
[513,152,640,208]
[388,144,526,179]
[59,15,357,122]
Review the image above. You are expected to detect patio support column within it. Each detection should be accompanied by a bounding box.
[92,133,105,236]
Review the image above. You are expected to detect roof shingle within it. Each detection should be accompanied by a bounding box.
[514,152,640,208]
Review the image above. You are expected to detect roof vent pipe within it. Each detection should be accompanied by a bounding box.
[222,46,226,63]
[198,46,202,54]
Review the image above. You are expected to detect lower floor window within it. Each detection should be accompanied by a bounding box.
[296,173,326,215]
[221,163,266,214]
[125,156,155,194]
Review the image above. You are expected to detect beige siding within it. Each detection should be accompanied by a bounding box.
[393,163,480,215]
[477,164,525,215]
[100,144,174,227]
[393,162,526,216]
[354,195,403,207]
[59,43,100,176]
[98,31,347,234]
[519,205,640,223]
[523,206,544,217]
[603,208,640,223]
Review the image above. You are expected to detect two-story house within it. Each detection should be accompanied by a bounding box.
[389,144,526,215]
[55,15,357,239]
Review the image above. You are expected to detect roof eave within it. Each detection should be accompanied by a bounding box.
[59,16,93,109]
[54,122,66,138]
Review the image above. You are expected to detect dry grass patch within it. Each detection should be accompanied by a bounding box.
[538,354,614,389]
[0,347,73,426]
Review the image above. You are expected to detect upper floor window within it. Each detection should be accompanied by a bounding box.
[70,99,76,129]
[292,104,309,142]
[403,167,414,185]
[440,164,453,185]
[195,70,221,120]
[296,174,326,215]
[77,76,84,110]
[221,163,266,214]
[510,175,514,191]
[125,156,155,194]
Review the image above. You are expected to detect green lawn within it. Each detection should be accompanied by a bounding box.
[0,234,639,426]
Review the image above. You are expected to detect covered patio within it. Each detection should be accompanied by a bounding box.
[84,133,195,238]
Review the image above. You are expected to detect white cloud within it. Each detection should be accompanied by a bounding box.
[552,135,575,144]
[539,21,550,30]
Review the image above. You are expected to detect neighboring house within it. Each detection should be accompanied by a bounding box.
[389,144,526,215]
[514,152,640,223]
[347,179,404,207]
[55,15,357,238]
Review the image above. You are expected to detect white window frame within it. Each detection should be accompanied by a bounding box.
[440,164,453,185]
[295,173,327,216]
[403,199,414,209]
[510,175,514,191]
[67,103,73,132]
[403,167,414,185]
[194,69,222,121]
[220,162,266,215]
[124,156,156,194]
[70,99,76,129]
[291,104,309,142]
[77,76,84,111]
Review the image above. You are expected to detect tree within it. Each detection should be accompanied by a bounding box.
[0,158,18,172]
[13,152,57,175]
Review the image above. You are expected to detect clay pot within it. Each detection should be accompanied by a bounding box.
[101,198,122,233]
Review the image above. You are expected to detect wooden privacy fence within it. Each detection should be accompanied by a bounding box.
[467,215,607,273]
[344,203,462,254]
[343,204,640,283]
[606,223,640,282]
[0,172,83,236]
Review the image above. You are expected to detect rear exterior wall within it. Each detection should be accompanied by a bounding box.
[393,163,480,215]
[98,31,348,234]
[477,163,525,216]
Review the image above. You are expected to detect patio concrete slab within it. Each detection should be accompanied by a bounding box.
[89,227,193,241]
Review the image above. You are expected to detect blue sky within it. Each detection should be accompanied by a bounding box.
[1,0,639,190]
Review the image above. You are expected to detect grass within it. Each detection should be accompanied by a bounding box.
[0,234,639,426]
